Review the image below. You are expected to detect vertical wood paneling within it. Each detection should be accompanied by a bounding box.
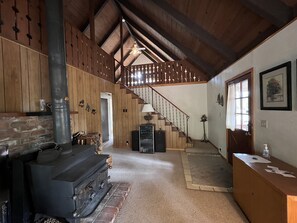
[40,54,51,102]
[65,22,73,65]
[77,32,84,70]
[77,69,86,132]
[67,66,74,112]
[39,0,48,54]
[20,46,30,112]
[28,50,41,111]
[16,0,29,46]
[1,0,16,40]
[0,40,5,112]
[28,0,41,50]
[3,39,22,112]
[72,28,78,67]
[84,73,91,131]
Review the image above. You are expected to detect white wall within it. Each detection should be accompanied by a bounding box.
[154,84,208,140]
[207,19,297,167]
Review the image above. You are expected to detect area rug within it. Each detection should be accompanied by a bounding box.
[181,152,233,192]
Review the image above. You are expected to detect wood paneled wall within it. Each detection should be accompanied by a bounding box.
[0,37,114,135]
[0,38,50,112]
[113,84,187,150]
[67,65,114,134]
[0,0,114,83]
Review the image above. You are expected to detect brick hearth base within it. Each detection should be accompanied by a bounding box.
[81,182,131,223]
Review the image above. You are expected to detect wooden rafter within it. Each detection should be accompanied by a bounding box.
[115,51,130,70]
[124,16,179,61]
[99,19,120,47]
[150,0,236,62]
[117,0,215,77]
[128,26,167,62]
[240,26,278,57]
[80,0,109,32]
[136,39,165,63]
[142,50,159,63]
[89,0,95,41]
[239,0,293,28]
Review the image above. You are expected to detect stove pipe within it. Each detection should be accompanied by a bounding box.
[45,0,72,153]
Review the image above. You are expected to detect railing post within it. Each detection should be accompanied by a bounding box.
[151,89,154,107]
[186,116,189,143]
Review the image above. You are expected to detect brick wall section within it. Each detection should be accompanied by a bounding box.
[0,116,54,157]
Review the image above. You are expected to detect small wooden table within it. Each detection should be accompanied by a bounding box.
[233,153,297,223]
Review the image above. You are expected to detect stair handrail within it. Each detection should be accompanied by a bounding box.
[146,84,190,119]
[121,83,190,142]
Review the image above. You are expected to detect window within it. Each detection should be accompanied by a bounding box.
[235,80,249,131]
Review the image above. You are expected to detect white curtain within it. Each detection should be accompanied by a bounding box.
[226,83,236,131]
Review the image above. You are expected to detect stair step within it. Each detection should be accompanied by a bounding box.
[172,127,178,131]
[126,89,133,94]
[120,84,126,89]
[132,93,139,99]
[179,132,186,137]
[165,121,171,126]
[138,99,145,104]
[158,116,166,120]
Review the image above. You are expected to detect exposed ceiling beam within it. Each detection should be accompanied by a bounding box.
[80,0,109,32]
[142,50,159,63]
[99,19,120,47]
[124,16,179,61]
[115,51,130,70]
[117,0,215,77]
[128,26,167,62]
[240,26,278,58]
[150,0,236,62]
[136,38,165,62]
[239,0,293,28]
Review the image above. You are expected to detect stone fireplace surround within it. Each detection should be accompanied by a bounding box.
[0,115,129,222]
[0,115,54,157]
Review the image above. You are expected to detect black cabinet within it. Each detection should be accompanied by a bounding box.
[131,129,166,153]
[139,124,154,153]
[131,130,139,151]
[155,130,166,152]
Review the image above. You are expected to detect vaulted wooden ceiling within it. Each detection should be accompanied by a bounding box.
[64,0,297,80]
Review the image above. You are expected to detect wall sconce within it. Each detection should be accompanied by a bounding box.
[91,109,96,115]
[216,94,224,106]
[142,104,154,123]
[79,99,84,107]
[220,95,224,106]
[217,94,221,104]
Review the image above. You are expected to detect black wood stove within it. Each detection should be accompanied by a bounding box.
[26,145,111,219]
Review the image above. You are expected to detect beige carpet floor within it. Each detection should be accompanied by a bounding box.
[105,146,248,223]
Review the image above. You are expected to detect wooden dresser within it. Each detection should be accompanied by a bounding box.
[233,154,297,223]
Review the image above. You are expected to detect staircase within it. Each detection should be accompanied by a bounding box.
[120,84,193,149]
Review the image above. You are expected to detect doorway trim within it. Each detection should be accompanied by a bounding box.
[225,68,255,163]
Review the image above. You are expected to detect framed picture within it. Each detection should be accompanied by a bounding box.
[260,61,291,110]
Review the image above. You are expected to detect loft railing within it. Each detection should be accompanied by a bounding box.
[122,60,207,87]
[124,84,190,141]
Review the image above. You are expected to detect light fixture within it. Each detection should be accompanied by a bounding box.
[130,42,145,55]
[142,104,154,123]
